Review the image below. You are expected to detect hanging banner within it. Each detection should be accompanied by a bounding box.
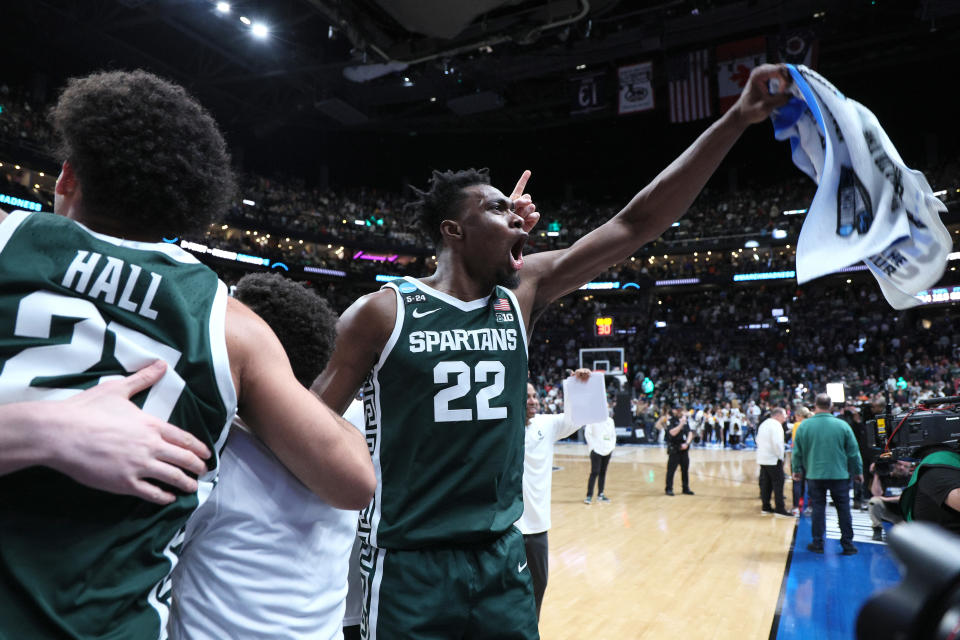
[617,61,654,115]
[569,70,610,116]
[716,36,767,113]
[776,28,819,68]
[667,50,711,123]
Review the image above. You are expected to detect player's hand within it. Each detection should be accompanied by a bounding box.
[792,472,803,482]
[509,170,539,233]
[681,443,689,450]
[853,474,864,484]
[573,368,592,382]
[49,360,211,505]
[731,63,792,125]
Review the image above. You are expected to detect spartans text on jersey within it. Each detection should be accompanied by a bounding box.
[408,328,518,353]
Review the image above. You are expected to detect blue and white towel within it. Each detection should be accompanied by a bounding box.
[771,64,950,309]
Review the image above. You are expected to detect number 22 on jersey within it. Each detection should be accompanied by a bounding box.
[433,360,507,422]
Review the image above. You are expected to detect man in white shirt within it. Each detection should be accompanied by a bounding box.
[757,407,792,518]
[516,374,587,620]
[584,410,617,503]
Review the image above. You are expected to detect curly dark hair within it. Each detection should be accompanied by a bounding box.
[234,273,338,388]
[50,69,235,236]
[406,168,490,248]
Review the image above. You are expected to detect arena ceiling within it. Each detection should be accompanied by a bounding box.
[6,0,960,137]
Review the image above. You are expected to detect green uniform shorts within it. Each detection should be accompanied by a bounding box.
[359,527,539,640]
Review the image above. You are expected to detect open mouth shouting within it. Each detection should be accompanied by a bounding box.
[510,233,527,271]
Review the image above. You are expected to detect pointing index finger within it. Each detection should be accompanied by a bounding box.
[510,170,531,200]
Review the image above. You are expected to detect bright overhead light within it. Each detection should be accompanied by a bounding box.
[216,2,230,13]
[239,15,251,25]
[251,22,269,38]
[430,96,437,102]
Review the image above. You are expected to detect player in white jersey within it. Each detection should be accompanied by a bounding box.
[172,273,366,640]
[517,374,588,620]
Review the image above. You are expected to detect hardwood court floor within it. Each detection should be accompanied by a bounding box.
[539,444,796,640]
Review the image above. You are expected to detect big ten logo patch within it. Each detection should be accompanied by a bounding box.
[405,294,427,303]
[496,312,514,323]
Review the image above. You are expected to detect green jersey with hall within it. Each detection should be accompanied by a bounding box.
[0,211,236,639]
[359,276,528,549]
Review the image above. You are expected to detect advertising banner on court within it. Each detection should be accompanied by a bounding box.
[617,61,654,115]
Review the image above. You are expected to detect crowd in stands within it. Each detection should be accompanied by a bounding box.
[5,82,960,414]
[0,85,56,152]
[527,280,960,420]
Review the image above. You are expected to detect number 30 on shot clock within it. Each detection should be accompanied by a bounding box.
[594,317,613,337]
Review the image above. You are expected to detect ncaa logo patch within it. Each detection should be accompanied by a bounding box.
[495,312,514,323]
[398,282,417,294]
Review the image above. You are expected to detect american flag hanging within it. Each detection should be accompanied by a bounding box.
[668,49,713,123]
[494,298,511,311]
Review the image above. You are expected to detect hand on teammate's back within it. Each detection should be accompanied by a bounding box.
[47,360,211,505]
[731,63,793,125]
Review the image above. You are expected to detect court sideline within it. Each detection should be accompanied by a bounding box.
[536,444,898,640]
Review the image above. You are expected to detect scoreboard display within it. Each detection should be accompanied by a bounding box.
[595,317,613,336]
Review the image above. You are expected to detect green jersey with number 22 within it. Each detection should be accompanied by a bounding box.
[0,211,236,640]
[359,276,528,550]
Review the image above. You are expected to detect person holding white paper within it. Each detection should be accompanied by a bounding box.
[584,407,617,505]
[517,372,588,622]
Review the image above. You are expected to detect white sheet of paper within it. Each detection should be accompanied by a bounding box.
[563,372,608,425]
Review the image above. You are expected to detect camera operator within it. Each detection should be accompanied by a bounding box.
[867,458,914,541]
[900,444,960,534]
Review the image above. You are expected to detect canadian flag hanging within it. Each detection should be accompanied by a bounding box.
[716,36,767,113]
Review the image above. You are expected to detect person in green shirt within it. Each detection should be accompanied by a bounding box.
[792,393,864,555]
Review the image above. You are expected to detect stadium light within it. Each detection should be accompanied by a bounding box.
[251,22,269,38]
[772,229,788,239]
[782,208,807,215]
[216,2,230,13]
[239,15,251,25]
[744,240,759,248]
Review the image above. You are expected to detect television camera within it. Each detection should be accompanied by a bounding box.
[869,396,960,472]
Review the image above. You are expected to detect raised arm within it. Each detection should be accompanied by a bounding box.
[227,298,376,509]
[516,64,791,314]
[311,288,396,415]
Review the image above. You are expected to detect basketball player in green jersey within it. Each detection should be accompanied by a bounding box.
[313,63,792,639]
[0,70,375,639]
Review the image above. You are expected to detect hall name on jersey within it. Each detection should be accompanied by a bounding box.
[61,250,162,320]
[409,328,518,353]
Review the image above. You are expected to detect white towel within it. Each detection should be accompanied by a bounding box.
[771,64,950,309]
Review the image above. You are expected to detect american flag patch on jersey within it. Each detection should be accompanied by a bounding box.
[494,298,511,311]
